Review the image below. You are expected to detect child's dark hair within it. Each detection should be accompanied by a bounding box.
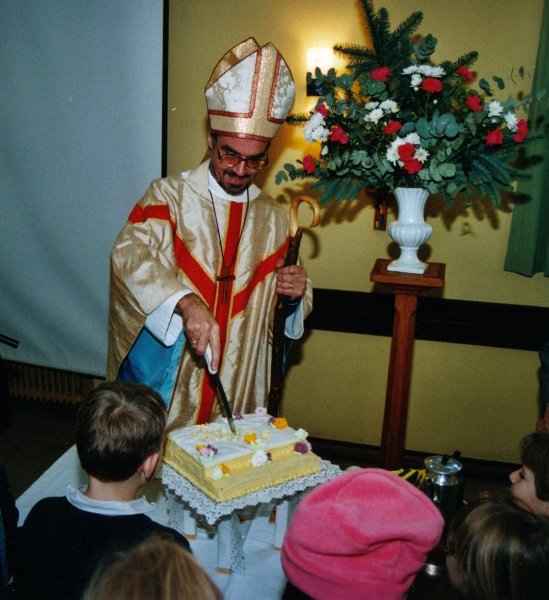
[76,381,166,481]
[520,431,549,500]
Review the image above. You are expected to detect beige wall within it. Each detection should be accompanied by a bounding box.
[168,0,548,462]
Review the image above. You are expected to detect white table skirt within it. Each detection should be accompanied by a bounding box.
[16,445,343,600]
[161,460,342,572]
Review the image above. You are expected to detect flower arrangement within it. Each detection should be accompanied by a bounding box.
[276,0,531,205]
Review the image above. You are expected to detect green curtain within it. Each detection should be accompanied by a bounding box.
[504,0,549,277]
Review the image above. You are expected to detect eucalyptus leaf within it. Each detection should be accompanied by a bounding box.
[492,76,505,90]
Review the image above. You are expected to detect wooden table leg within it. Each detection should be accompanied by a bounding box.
[380,292,419,469]
[370,259,446,470]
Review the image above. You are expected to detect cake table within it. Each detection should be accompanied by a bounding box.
[161,459,342,573]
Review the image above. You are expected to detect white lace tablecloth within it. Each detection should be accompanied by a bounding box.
[160,459,342,525]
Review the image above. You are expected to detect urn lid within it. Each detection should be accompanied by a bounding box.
[424,454,462,476]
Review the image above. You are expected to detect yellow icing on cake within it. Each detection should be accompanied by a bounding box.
[162,413,320,501]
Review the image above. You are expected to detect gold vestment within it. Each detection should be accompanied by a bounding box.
[108,161,312,425]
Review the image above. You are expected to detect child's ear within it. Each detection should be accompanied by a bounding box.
[141,452,160,481]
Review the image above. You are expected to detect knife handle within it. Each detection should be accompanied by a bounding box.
[204,345,217,374]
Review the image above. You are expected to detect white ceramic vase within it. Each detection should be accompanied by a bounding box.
[387,187,432,274]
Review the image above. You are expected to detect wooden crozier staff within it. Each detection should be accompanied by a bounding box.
[267,196,320,417]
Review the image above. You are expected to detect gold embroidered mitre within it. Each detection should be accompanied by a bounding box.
[205,37,295,141]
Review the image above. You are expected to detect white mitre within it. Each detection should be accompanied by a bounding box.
[205,37,295,141]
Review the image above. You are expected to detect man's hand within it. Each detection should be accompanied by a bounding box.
[275,259,308,300]
[176,294,220,371]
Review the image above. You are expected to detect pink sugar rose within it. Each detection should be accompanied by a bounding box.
[420,77,443,93]
[370,66,392,82]
[514,118,528,143]
[383,120,402,135]
[457,65,475,82]
[330,125,349,144]
[302,155,316,174]
[466,95,483,112]
[486,128,504,146]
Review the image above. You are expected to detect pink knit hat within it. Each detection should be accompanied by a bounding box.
[281,468,444,600]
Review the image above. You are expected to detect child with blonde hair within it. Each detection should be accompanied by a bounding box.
[83,534,221,600]
[446,499,549,600]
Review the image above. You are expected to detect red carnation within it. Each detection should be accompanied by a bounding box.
[370,66,392,82]
[420,77,443,93]
[514,118,528,143]
[383,120,402,135]
[302,155,316,174]
[397,143,416,162]
[402,158,422,174]
[457,65,475,82]
[466,95,483,112]
[316,103,328,116]
[330,125,349,144]
[486,128,504,146]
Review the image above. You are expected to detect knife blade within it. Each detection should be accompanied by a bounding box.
[204,346,237,435]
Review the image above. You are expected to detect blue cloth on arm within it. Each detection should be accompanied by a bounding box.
[118,328,184,407]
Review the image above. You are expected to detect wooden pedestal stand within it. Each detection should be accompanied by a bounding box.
[370,258,446,469]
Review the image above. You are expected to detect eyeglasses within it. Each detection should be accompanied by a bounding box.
[216,146,268,171]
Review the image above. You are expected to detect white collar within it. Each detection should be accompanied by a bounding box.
[66,484,156,516]
[180,160,261,202]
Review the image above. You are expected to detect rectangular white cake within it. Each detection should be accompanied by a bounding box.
[163,411,320,501]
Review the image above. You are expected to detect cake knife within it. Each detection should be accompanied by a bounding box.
[204,346,237,435]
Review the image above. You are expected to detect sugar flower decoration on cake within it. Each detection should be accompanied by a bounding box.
[269,417,288,429]
[276,0,532,206]
[251,450,272,467]
[196,443,218,462]
[212,464,230,480]
[255,407,267,416]
[294,428,309,441]
[244,432,258,445]
[233,412,244,420]
[294,441,312,454]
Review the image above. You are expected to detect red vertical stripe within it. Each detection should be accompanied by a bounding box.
[195,202,244,424]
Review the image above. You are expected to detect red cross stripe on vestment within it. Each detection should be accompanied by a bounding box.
[129,201,289,424]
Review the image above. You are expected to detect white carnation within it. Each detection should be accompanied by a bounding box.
[386,139,402,164]
[405,132,421,145]
[410,73,422,88]
[380,99,399,114]
[418,65,445,78]
[365,101,379,110]
[365,107,384,124]
[304,112,330,143]
[402,65,419,75]
[488,101,504,117]
[504,111,518,131]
